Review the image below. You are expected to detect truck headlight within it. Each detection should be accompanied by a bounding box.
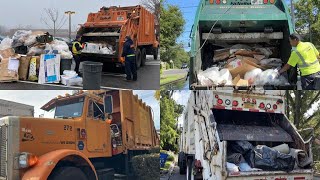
[18,152,38,169]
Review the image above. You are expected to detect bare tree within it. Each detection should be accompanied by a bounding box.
[141,0,160,33]
[41,8,67,37]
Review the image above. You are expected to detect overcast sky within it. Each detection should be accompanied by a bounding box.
[0,0,142,29]
[0,90,160,129]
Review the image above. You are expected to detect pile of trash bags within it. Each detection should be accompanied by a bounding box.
[0,30,78,85]
[82,42,115,55]
[226,141,312,173]
[198,44,290,87]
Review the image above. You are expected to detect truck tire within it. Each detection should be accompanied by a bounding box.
[186,159,194,180]
[178,152,186,174]
[153,47,159,60]
[48,166,88,180]
[136,49,141,69]
[141,48,147,66]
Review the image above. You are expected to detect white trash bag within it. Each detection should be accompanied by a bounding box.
[244,68,263,84]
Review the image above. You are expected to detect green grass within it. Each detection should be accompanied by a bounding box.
[160,74,185,85]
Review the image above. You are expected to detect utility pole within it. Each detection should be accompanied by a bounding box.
[291,0,295,30]
[65,11,75,41]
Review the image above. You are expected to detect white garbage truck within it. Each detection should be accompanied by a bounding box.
[178,90,313,180]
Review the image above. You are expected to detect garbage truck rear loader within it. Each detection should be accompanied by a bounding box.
[178,90,313,180]
[189,0,297,89]
[0,90,159,180]
[78,5,159,70]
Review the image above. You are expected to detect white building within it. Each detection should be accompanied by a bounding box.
[0,99,34,118]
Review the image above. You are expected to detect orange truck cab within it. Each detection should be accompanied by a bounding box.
[0,90,159,180]
[78,5,159,70]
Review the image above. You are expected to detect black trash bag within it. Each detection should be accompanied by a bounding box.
[229,141,254,154]
[229,141,255,167]
[254,145,295,171]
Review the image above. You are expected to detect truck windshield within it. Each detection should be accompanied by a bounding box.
[54,98,84,118]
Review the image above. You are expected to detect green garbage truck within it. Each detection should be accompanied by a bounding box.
[189,0,297,90]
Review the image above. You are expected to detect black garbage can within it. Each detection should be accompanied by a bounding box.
[83,61,103,90]
[60,59,72,75]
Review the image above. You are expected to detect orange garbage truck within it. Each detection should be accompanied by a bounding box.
[78,5,159,70]
[0,90,159,180]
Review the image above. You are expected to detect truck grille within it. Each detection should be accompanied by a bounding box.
[0,125,7,178]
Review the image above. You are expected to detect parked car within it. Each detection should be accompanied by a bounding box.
[181,63,188,69]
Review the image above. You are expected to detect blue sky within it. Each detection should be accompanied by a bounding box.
[0,90,160,129]
[165,0,293,51]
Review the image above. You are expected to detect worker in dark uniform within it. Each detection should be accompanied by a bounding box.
[72,36,83,75]
[122,36,137,81]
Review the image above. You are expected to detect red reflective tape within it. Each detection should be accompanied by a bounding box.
[294,177,305,180]
[249,109,259,112]
[275,178,287,180]
[232,107,243,111]
[213,105,225,109]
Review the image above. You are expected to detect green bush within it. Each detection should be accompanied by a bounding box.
[132,153,160,180]
[166,155,174,162]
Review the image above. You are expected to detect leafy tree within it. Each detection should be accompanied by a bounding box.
[286,90,320,161]
[160,2,185,62]
[160,90,184,152]
[294,0,320,45]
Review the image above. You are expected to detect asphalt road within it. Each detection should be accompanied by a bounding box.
[168,166,185,180]
[0,56,159,90]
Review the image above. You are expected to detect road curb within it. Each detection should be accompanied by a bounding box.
[160,76,187,86]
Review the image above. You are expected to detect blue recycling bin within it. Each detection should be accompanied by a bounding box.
[160,153,169,168]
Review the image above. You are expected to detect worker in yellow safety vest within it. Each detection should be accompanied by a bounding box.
[72,36,83,75]
[279,33,320,90]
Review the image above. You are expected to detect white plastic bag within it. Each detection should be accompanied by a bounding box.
[260,58,282,68]
[244,68,263,84]
[227,162,239,173]
[24,35,37,46]
[0,38,13,50]
[27,46,44,56]
[255,69,289,86]
[60,51,73,59]
[12,30,32,47]
[51,40,69,52]
[219,68,233,85]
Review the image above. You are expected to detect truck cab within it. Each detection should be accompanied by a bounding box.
[0,90,159,180]
[179,90,313,180]
[189,0,297,89]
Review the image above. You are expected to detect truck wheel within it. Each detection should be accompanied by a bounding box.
[153,47,159,60]
[141,48,147,66]
[186,159,194,180]
[48,166,88,180]
[136,49,141,69]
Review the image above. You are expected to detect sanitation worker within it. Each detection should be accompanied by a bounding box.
[278,33,320,90]
[72,36,83,75]
[122,36,137,81]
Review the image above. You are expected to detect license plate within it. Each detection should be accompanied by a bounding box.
[244,102,255,109]
[251,0,263,5]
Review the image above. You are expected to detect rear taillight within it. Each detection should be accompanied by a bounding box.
[232,100,238,107]
[218,99,223,105]
[263,0,268,4]
[273,104,277,110]
[270,0,275,4]
[215,94,219,99]
[216,0,221,4]
[259,102,265,109]
[210,0,214,4]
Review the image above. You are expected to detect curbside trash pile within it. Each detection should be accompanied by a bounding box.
[197,44,290,87]
[0,30,82,86]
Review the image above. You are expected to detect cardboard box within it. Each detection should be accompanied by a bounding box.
[0,48,15,59]
[227,60,257,79]
[0,58,19,82]
[233,74,249,87]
